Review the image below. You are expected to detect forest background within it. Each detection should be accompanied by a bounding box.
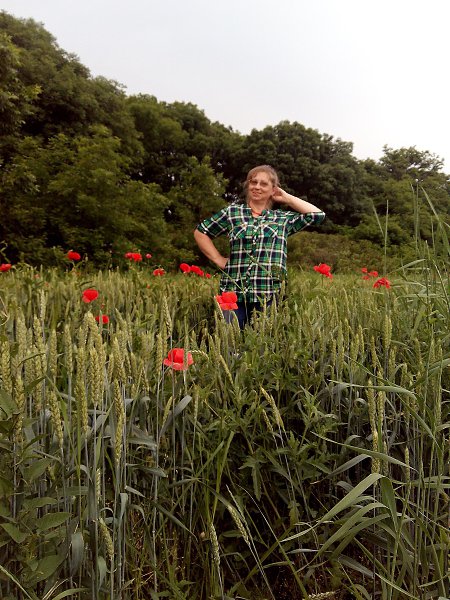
[1,11,449,273]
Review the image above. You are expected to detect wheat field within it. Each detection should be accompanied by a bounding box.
[0,249,448,599]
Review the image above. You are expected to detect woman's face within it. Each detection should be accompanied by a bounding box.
[247,171,275,205]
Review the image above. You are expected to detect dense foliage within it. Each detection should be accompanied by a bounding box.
[1,10,449,272]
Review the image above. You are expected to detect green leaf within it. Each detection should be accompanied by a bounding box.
[97,555,107,589]
[380,477,398,527]
[0,523,28,544]
[118,492,128,522]
[24,375,46,396]
[69,531,85,576]
[338,554,374,578]
[318,473,384,524]
[376,570,419,598]
[62,485,88,497]
[23,496,58,511]
[153,502,191,533]
[51,588,91,600]
[36,511,71,531]
[315,501,387,556]
[159,395,192,438]
[137,467,167,478]
[51,589,90,600]
[23,457,53,482]
[125,485,145,497]
[128,435,157,450]
[0,501,10,517]
[26,553,65,585]
[0,476,14,498]
[328,454,370,477]
[0,389,18,419]
[313,433,410,469]
[330,514,391,561]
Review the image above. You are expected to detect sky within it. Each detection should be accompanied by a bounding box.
[2,0,450,171]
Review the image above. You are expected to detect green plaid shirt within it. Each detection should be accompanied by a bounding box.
[197,204,326,302]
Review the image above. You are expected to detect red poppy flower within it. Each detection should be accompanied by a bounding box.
[216,291,238,310]
[180,263,191,273]
[67,250,81,261]
[0,264,12,272]
[163,348,194,371]
[313,264,332,278]
[153,268,165,276]
[190,265,204,276]
[314,263,331,274]
[146,253,152,259]
[373,277,391,289]
[95,315,109,324]
[125,252,142,261]
[82,288,99,303]
[205,273,211,279]
[361,268,379,279]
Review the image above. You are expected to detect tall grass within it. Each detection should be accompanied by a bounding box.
[0,206,448,599]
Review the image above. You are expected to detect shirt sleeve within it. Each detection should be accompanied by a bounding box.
[196,206,230,238]
[284,211,326,236]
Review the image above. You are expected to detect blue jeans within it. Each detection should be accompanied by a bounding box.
[222,299,273,329]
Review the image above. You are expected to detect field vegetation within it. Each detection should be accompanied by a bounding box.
[0,219,448,599]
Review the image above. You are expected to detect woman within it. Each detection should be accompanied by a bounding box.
[194,165,325,328]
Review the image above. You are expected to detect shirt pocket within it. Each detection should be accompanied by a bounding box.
[261,222,279,238]
[229,223,248,242]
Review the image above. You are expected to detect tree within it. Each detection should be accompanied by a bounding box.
[165,156,228,265]
[0,126,168,266]
[380,146,445,181]
[352,149,450,247]
[127,95,244,193]
[0,12,143,164]
[127,94,189,190]
[0,31,39,139]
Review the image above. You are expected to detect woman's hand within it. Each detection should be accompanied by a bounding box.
[271,186,289,204]
[214,256,229,270]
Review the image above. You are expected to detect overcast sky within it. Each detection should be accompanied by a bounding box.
[3,0,450,171]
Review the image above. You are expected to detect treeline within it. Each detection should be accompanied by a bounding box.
[1,11,449,270]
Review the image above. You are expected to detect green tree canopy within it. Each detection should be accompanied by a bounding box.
[0,126,167,266]
[0,31,39,139]
[0,11,143,163]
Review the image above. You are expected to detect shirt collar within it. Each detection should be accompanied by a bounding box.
[243,205,271,217]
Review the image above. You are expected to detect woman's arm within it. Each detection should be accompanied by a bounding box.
[193,230,228,269]
[272,187,322,213]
